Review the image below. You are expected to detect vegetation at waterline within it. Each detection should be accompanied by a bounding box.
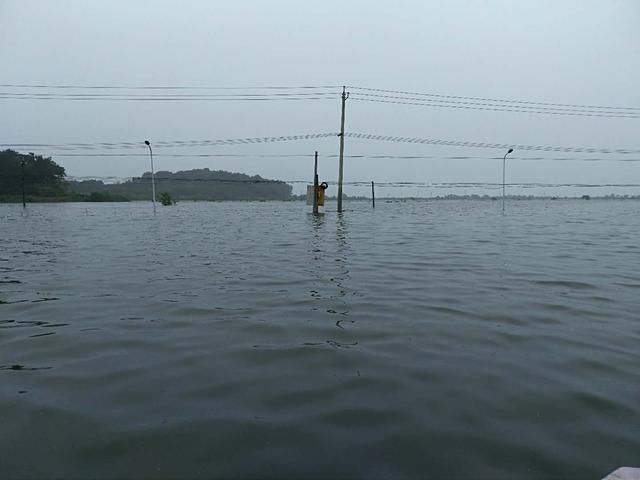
[159,192,174,206]
[0,150,292,202]
[81,191,130,202]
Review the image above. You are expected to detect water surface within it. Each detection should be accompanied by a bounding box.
[1,200,639,479]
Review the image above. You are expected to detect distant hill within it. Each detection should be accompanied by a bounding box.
[1,149,293,202]
[69,168,292,201]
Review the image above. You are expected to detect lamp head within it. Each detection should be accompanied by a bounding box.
[507,148,514,154]
[144,140,150,146]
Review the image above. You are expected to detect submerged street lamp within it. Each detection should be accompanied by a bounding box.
[21,156,27,208]
[144,140,156,215]
[502,148,514,213]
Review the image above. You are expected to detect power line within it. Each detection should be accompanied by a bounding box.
[350,92,640,117]
[0,85,341,102]
[63,176,640,189]
[348,85,640,112]
[0,93,337,102]
[0,92,337,98]
[43,152,640,162]
[6,83,637,112]
[52,153,315,158]
[345,182,640,188]
[7,90,635,117]
[350,96,640,119]
[0,83,340,90]
[345,133,640,154]
[5,132,638,157]
[5,132,638,154]
[0,133,339,150]
[4,82,639,121]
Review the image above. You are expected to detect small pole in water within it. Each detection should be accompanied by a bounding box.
[144,140,156,215]
[502,148,514,214]
[371,181,375,208]
[313,151,319,215]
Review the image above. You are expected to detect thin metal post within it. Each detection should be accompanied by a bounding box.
[371,181,375,208]
[313,151,319,214]
[337,86,349,213]
[144,140,156,215]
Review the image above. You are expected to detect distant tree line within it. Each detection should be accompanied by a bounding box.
[0,150,292,202]
[70,169,292,201]
[3,149,638,203]
[0,150,67,201]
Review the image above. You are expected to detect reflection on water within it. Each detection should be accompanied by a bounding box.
[1,200,639,479]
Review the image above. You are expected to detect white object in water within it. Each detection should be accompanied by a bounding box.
[603,467,640,480]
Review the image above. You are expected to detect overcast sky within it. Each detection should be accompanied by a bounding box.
[1,0,639,196]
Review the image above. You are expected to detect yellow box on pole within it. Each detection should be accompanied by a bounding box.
[317,185,325,206]
[306,184,326,207]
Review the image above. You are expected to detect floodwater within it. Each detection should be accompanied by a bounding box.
[1,200,639,479]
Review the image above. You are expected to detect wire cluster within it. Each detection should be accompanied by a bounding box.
[348,86,640,118]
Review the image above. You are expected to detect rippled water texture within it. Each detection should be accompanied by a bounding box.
[1,200,639,479]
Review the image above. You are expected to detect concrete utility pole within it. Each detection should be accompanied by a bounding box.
[337,86,349,213]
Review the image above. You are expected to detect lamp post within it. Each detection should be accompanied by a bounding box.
[21,155,28,208]
[144,140,156,214]
[502,148,514,213]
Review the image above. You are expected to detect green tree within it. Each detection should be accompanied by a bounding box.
[0,149,67,198]
[159,192,174,205]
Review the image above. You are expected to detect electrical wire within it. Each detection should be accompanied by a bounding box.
[0,92,338,98]
[5,132,637,155]
[5,83,637,112]
[40,152,640,162]
[344,133,640,154]
[4,82,638,121]
[0,133,339,150]
[350,96,640,119]
[350,92,640,117]
[348,85,640,112]
[62,176,640,189]
[0,84,340,90]
[0,93,337,102]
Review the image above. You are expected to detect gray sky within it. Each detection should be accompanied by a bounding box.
[1,0,639,196]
